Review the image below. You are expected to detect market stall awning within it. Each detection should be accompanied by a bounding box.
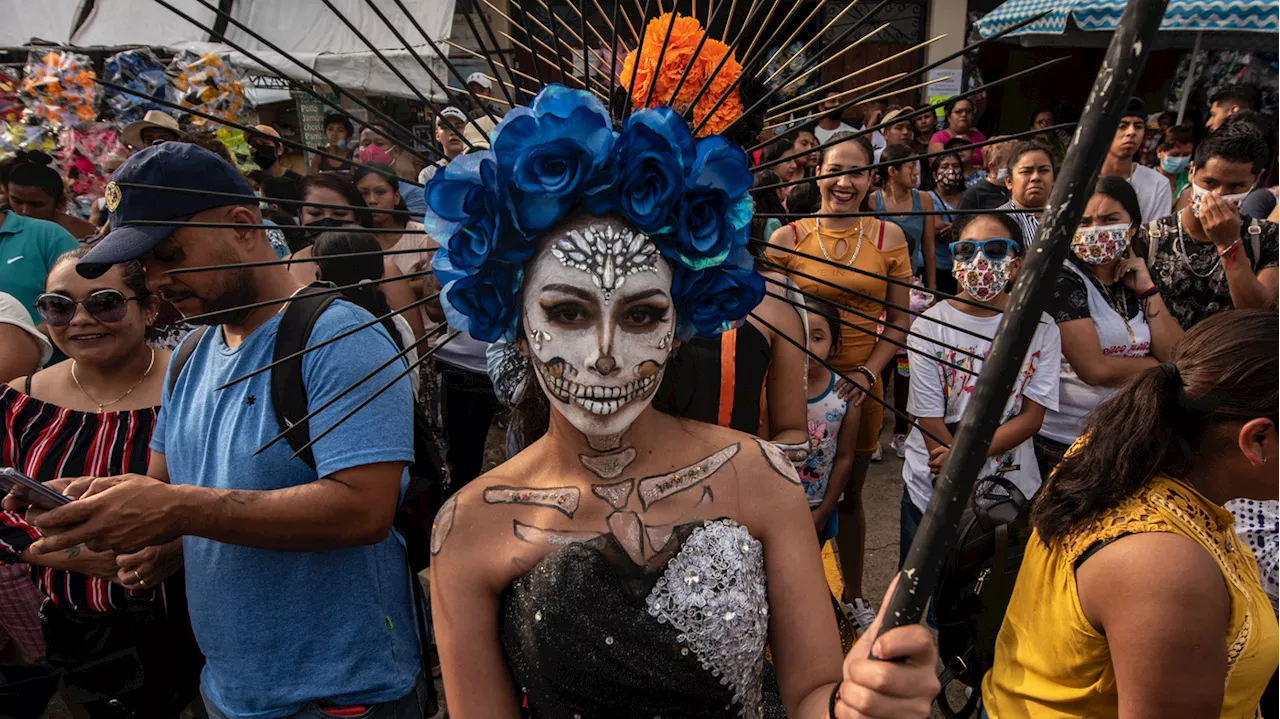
[976,0,1278,48]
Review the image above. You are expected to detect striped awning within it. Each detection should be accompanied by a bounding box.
[976,0,1279,38]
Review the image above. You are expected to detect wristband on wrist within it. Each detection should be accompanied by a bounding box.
[828,683,841,718]
[1136,285,1160,300]
[854,366,877,387]
[1217,239,1243,258]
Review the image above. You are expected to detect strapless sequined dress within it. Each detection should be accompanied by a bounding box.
[500,518,770,719]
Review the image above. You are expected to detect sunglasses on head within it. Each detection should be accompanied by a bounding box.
[949,238,1021,263]
[34,290,142,326]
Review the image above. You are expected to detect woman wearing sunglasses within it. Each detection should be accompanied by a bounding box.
[0,247,202,717]
[899,212,1061,562]
[1036,177,1183,476]
[768,131,913,630]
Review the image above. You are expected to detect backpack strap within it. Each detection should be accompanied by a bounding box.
[1248,218,1262,272]
[167,326,210,397]
[271,283,340,469]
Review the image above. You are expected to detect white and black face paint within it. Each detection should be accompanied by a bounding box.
[522,216,675,440]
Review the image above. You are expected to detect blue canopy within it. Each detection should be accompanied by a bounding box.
[976,0,1278,38]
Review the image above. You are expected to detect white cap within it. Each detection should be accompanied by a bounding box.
[438,106,468,129]
[466,72,493,90]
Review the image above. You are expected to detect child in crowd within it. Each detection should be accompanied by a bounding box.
[899,212,1062,565]
[802,299,859,547]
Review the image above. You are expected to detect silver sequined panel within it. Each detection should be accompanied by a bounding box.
[645,519,768,719]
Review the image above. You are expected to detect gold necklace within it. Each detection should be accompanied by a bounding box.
[816,217,865,266]
[72,347,156,413]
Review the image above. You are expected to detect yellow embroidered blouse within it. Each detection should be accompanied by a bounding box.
[982,476,1278,718]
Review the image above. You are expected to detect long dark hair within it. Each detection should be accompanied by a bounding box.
[1069,176,1142,274]
[352,162,410,223]
[301,174,374,228]
[310,229,404,351]
[1033,309,1279,542]
[878,143,915,185]
[750,170,786,245]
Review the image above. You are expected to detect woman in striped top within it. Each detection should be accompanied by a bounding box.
[0,248,201,717]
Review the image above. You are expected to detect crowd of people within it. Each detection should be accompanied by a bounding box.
[0,31,1275,719]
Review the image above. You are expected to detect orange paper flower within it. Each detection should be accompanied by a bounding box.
[620,13,743,137]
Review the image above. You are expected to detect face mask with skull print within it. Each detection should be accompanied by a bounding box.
[1071,223,1130,265]
[952,253,1014,302]
[522,216,675,440]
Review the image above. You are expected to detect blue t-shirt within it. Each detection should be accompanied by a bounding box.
[0,211,79,323]
[151,301,418,719]
[399,179,426,222]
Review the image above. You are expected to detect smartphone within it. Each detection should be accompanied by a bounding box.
[0,468,73,510]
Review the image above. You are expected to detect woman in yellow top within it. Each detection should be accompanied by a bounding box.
[767,131,912,629]
[983,308,1279,718]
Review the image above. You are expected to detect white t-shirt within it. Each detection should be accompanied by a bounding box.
[902,301,1062,513]
[390,314,421,396]
[0,291,53,368]
[1128,164,1173,224]
[814,122,856,145]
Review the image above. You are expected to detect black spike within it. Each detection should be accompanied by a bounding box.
[762,282,986,367]
[640,8,679,110]
[160,0,438,163]
[625,0,657,114]
[513,0,548,87]
[755,254,1001,342]
[580,0,590,81]
[167,247,438,275]
[749,312,951,448]
[316,0,478,153]
[219,301,444,390]
[179,268,434,326]
[114,182,412,219]
[363,0,501,128]
[663,0,734,111]
[752,208,1040,218]
[606,0,624,111]
[751,239,1001,315]
[471,0,541,101]
[677,0,771,122]
[125,220,430,234]
[94,79,427,186]
[284,331,462,460]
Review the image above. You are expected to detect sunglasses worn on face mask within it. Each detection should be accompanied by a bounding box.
[34,290,142,326]
[949,238,1021,263]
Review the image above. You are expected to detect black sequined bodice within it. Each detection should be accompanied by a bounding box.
[500,519,770,719]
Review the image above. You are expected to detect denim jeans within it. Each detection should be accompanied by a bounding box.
[202,673,429,719]
[899,488,923,570]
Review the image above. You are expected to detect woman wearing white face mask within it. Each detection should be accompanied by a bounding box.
[1137,123,1279,329]
[1036,178,1183,475]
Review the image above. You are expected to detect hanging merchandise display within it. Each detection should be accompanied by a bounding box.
[167,51,246,126]
[216,126,258,174]
[103,49,173,124]
[0,111,60,157]
[20,51,98,128]
[0,70,21,124]
[1169,49,1278,119]
[58,124,126,204]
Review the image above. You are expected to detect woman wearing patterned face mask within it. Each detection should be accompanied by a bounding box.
[1036,177,1183,475]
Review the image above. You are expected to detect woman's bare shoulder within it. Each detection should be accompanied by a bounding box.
[876,219,909,251]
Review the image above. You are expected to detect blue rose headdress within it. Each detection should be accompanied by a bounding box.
[425,82,764,343]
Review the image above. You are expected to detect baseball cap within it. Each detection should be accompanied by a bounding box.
[1124,97,1147,121]
[77,143,256,278]
[437,106,468,131]
[466,72,493,90]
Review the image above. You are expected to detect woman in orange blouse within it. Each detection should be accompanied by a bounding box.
[767,131,912,628]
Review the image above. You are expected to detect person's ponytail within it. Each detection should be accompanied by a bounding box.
[1033,309,1279,542]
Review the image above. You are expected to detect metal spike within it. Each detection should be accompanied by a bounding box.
[125,220,430,234]
[114,182,411,219]
[750,312,952,448]
[676,0,771,123]
[163,0,438,164]
[752,208,1040,218]
[754,0,841,79]
[285,331,462,461]
[763,75,943,131]
[509,0,546,87]
[534,0,614,79]
[94,79,426,186]
[760,283,985,368]
[499,0,570,84]
[396,0,516,110]
[761,72,905,129]
[663,0,735,110]
[641,8,680,110]
[443,40,541,88]
[624,0,658,115]
[760,1,868,87]
[167,247,439,275]
[181,268,435,326]
[754,119,1074,192]
[605,0,624,108]
[314,0,477,153]
[773,35,950,117]
[752,242,1003,323]
[220,301,444,390]
[737,0,787,72]
[599,0,639,45]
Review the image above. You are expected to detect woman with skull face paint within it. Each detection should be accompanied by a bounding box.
[1036,177,1183,475]
[900,212,1061,562]
[428,77,939,719]
[1136,123,1279,329]
[768,132,913,630]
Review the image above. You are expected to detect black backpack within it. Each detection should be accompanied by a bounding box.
[167,284,446,571]
[931,475,1034,719]
[168,284,443,714]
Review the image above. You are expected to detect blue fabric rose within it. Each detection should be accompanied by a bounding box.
[491,86,616,232]
[444,263,524,343]
[598,107,696,235]
[426,155,531,272]
[659,135,754,270]
[671,250,765,339]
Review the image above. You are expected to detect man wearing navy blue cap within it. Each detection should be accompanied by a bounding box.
[30,143,427,718]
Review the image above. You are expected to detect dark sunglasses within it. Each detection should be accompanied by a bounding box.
[949,238,1021,263]
[34,290,142,326]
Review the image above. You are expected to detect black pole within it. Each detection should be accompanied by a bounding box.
[879,0,1170,637]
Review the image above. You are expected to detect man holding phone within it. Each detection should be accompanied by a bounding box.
[6,144,427,719]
